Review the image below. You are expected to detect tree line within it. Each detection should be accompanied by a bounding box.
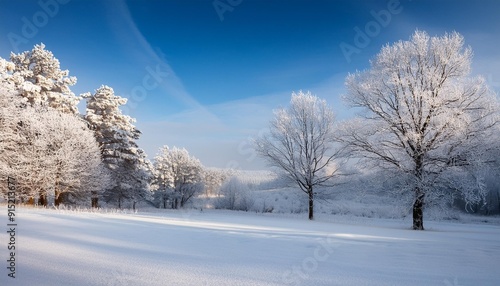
[1,30,499,230]
[257,31,500,229]
[0,43,227,210]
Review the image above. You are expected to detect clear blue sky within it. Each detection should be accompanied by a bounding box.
[1,0,500,169]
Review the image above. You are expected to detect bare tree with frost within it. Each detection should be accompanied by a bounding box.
[340,31,500,230]
[255,91,342,220]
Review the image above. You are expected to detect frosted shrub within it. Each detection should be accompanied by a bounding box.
[216,177,254,211]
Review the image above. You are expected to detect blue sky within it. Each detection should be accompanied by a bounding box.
[1,0,500,170]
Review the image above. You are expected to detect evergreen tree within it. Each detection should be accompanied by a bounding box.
[1,56,107,205]
[9,43,79,114]
[84,85,151,208]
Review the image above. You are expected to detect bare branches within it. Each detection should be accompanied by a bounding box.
[341,30,500,229]
[255,91,342,219]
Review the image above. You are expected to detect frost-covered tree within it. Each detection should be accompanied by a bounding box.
[0,59,27,198]
[340,31,500,230]
[0,102,108,205]
[129,148,154,209]
[255,91,342,220]
[216,176,252,211]
[1,54,108,206]
[1,57,44,202]
[9,43,79,114]
[154,146,204,208]
[0,57,23,94]
[203,168,229,197]
[84,85,151,208]
[42,110,110,206]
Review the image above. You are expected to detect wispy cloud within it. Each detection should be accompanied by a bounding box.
[136,90,291,170]
[111,0,219,114]
[137,75,350,170]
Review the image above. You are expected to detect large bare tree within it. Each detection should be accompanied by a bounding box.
[256,91,341,220]
[340,31,500,230]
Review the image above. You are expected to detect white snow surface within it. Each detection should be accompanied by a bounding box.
[1,206,499,286]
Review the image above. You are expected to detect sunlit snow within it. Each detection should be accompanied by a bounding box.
[1,206,499,286]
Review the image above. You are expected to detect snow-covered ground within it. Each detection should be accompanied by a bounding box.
[1,206,499,286]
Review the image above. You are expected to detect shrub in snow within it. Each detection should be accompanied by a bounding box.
[216,177,253,211]
[202,168,229,197]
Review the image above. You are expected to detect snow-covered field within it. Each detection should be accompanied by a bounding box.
[1,206,499,286]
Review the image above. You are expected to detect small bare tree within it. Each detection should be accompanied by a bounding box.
[256,91,342,220]
[340,31,500,230]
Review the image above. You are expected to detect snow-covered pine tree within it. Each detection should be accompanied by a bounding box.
[84,85,152,208]
[2,53,108,206]
[125,148,154,210]
[9,43,79,114]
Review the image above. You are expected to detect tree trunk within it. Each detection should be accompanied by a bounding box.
[38,193,47,207]
[91,191,98,208]
[54,163,63,207]
[413,154,425,230]
[54,190,62,207]
[308,188,314,220]
[412,189,424,230]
